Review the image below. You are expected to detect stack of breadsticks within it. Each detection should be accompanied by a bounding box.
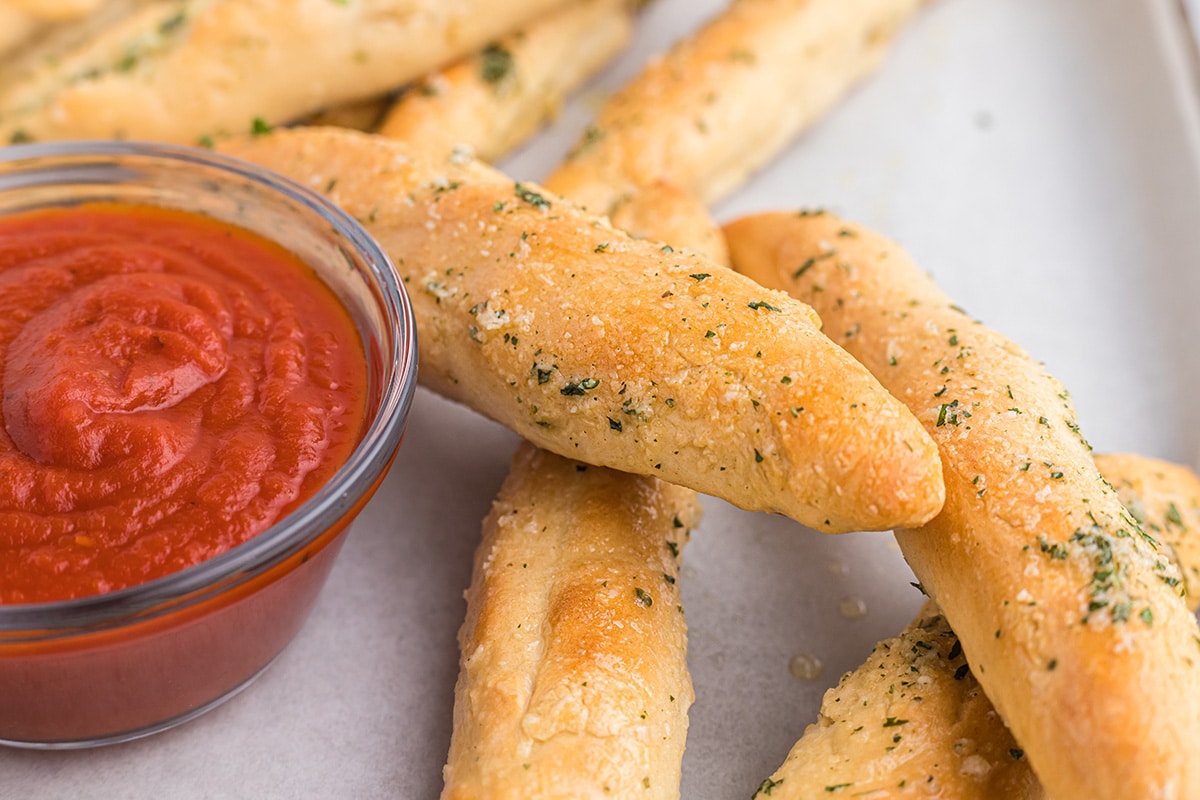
[6,1,1200,798]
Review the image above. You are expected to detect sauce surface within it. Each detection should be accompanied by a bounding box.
[0,203,367,603]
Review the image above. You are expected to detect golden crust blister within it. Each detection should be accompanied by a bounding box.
[725,211,1200,800]
[220,127,944,534]
[442,442,698,800]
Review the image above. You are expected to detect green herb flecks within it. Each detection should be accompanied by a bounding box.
[935,399,969,427]
[479,43,515,86]
[753,777,783,797]
[561,377,599,396]
[514,182,550,209]
[793,249,835,279]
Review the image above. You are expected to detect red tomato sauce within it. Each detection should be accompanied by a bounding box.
[0,203,367,603]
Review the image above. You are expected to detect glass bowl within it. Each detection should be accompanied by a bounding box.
[0,141,418,748]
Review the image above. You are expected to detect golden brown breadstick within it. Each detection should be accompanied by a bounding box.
[442,442,698,800]
[378,0,633,164]
[758,453,1200,799]
[0,0,574,144]
[220,127,943,533]
[725,212,1200,800]
[543,0,929,215]
[756,601,1043,800]
[1097,452,1200,611]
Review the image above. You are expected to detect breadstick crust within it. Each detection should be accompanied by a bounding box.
[378,0,633,163]
[1097,452,1200,612]
[761,454,1200,799]
[4,0,103,21]
[543,0,928,215]
[0,0,573,144]
[606,179,730,266]
[219,128,943,533]
[725,212,1200,800]
[0,4,42,61]
[442,442,699,800]
[758,601,1042,800]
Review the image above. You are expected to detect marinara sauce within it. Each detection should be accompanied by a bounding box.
[0,202,367,603]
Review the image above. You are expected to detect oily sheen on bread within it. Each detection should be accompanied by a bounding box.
[442,442,698,800]
[0,0,573,144]
[725,211,1200,800]
[220,127,944,533]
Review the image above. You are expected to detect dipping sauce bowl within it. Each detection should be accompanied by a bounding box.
[0,141,417,747]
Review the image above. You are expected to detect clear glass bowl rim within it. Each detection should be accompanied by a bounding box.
[0,140,418,633]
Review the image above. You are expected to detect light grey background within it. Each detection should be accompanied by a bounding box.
[4,1,1199,798]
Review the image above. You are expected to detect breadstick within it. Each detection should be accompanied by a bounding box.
[756,601,1043,800]
[757,453,1200,799]
[1096,452,1200,612]
[220,127,944,533]
[378,0,633,164]
[442,442,697,800]
[0,0,574,144]
[543,0,929,216]
[606,178,730,266]
[725,212,1200,799]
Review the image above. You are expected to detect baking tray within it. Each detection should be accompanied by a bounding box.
[4,0,1200,796]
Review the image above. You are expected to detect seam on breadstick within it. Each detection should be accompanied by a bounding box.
[219,127,945,533]
[725,211,1200,800]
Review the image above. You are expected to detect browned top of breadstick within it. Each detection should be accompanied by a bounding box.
[758,601,1043,800]
[543,0,928,214]
[220,127,943,533]
[725,211,1200,800]
[1097,452,1200,611]
[443,442,698,800]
